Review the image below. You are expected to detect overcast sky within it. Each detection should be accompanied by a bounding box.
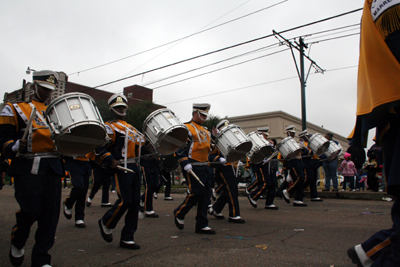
[1,0,371,145]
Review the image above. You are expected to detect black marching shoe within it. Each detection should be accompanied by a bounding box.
[208,207,225,219]
[347,246,363,267]
[63,201,72,220]
[145,212,159,218]
[311,198,323,202]
[9,245,24,267]
[195,227,216,234]
[101,203,113,207]
[265,204,279,210]
[120,240,140,250]
[228,217,245,224]
[174,215,184,230]
[98,219,113,242]
[282,189,290,204]
[293,201,307,207]
[86,197,92,207]
[75,220,86,228]
[247,195,257,208]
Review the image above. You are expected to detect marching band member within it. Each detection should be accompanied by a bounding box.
[277,125,307,207]
[96,93,146,250]
[173,103,223,234]
[139,154,161,218]
[0,70,64,267]
[208,120,245,223]
[347,1,400,266]
[246,127,279,210]
[86,165,113,207]
[298,130,323,202]
[62,155,92,228]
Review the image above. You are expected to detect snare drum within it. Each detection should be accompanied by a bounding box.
[276,136,302,159]
[246,132,273,164]
[46,93,107,156]
[143,109,189,155]
[215,124,252,163]
[308,133,330,155]
[324,140,342,160]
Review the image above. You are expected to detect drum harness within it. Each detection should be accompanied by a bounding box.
[111,122,147,173]
[13,102,59,175]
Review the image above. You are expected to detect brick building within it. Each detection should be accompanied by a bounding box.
[2,72,165,112]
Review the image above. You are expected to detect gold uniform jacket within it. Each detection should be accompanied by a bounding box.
[0,100,62,176]
[177,121,219,167]
[95,119,145,167]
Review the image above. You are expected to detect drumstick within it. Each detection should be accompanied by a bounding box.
[261,150,279,165]
[191,162,223,166]
[189,170,205,187]
[16,107,37,158]
[117,166,135,173]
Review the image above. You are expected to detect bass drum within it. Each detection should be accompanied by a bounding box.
[160,153,179,172]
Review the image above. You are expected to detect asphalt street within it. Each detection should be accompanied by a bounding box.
[0,185,394,267]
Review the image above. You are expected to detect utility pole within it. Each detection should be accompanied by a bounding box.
[273,30,324,131]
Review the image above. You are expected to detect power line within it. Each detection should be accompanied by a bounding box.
[161,65,358,106]
[143,29,359,89]
[151,48,289,89]
[68,1,287,76]
[141,43,279,87]
[93,7,363,89]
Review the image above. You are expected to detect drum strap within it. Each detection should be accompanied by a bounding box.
[111,122,146,143]
[124,128,128,169]
[13,103,49,153]
[190,123,202,144]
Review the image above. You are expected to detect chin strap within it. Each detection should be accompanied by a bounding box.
[34,84,43,101]
[111,107,126,117]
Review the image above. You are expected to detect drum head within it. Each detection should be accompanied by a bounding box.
[249,145,273,164]
[161,153,179,172]
[317,141,330,155]
[157,126,188,155]
[225,141,253,163]
[54,122,106,156]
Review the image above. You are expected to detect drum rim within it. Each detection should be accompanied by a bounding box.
[215,124,245,139]
[46,92,97,111]
[142,108,178,132]
[53,120,106,135]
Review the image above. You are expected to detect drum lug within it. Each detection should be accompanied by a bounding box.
[153,126,164,135]
[50,122,60,135]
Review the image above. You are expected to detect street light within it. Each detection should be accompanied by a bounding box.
[26,67,35,75]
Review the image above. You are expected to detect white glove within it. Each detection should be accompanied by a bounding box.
[184,164,192,172]
[12,140,20,152]
[219,157,227,164]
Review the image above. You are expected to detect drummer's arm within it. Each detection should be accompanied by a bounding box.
[209,147,222,162]
[176,137,192,167]
[96,123,117,168]
[0,104,25,159]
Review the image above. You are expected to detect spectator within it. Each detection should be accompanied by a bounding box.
[339,153,358,191]
[320,133,340,192]
[346,141,366,190]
